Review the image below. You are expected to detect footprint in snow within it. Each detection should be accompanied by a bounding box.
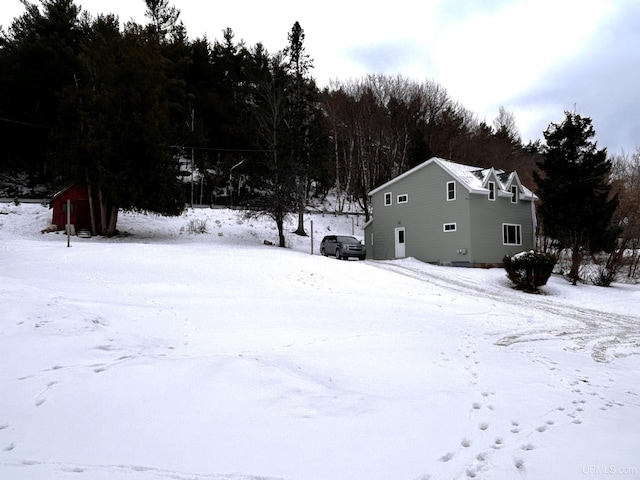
[514,457,525,471]
[510,420,521,433]
[439,451,454,462]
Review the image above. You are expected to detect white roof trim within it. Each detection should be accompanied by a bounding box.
[369,156,539,201]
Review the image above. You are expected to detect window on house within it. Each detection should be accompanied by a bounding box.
[443,223,457,232]
[384,192,392,206]
[511,185,519,204]
[447,181,456,201]
[488,181,495,201]
[503,223,522,245]
[397,194,408,204]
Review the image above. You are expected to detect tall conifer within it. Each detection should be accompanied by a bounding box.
[534,111,619,284]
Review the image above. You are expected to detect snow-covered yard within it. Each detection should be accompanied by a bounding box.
[1,203,639,480]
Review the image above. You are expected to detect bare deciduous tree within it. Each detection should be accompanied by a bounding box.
[609,149,640,280]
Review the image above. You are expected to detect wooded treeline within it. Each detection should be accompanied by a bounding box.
[0,1,541,227]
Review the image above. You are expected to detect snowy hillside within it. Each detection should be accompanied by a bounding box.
[1,203,639,480]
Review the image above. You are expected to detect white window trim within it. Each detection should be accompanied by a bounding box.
[510,185,519,204]
[447,181,456,201]
[488,181,495,201]
[397,193,408,204]
[502,223,522,245]
[384,192,392,206]
[443,223,457,232]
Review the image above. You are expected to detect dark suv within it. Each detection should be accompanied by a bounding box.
[320,235,366,260]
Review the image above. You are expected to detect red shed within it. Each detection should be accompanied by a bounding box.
[50,184,101,234]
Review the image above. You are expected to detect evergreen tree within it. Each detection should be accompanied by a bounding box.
[283,21,323,236]
[144,0,183,44]
[534,111,619,284]
[207,29,263,195]
[0,0,84,182]
[54,15,184,235]
[249,53,299,247]
[244,23,326,245]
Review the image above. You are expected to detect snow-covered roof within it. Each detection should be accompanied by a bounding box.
[369,157,537,201]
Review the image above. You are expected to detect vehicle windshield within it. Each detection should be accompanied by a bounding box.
[336,236,360,244]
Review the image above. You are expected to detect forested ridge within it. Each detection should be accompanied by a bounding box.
[0,0,540,212]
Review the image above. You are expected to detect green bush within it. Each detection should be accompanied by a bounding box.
[503,251,557,292]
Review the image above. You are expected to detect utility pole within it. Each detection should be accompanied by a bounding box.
[186,109,195,206]
[229,158,246,208]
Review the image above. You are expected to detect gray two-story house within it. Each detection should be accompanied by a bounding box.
[363,157,538,266]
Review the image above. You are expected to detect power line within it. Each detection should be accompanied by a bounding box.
[0,117,52,129]
[165,144,272,153]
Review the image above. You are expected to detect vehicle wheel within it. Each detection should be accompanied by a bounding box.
[320,247,326,256]
[358,256,365,261]
[335,248,342,260]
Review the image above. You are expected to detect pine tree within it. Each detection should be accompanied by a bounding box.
[283,21,318,236]
[0,0,84,182]
[249,53,298,247]
[534,111,619,284]
[54,15,184,235]
[144,0,183,44]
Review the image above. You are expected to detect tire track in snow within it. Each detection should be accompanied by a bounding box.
[372,259,640,362]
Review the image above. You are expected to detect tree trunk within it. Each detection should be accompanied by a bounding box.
[293,208,307,236]
[85,171,97,236]
[569,247,582,285]
[87,183,97,236]
[293,177,307,236]
[98,188,108,236]
[276,209,286,247]
[105,206,118,237]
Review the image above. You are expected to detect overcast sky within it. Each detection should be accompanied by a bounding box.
[2,0,639,154]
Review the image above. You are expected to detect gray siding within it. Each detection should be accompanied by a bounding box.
[468,193,535,264]
[367,162,473,263]
[367,159,536,265]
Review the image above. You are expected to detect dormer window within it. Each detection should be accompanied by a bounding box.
[488,181,495,201]
[511,185,519,204]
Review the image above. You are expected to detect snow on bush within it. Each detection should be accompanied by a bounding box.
[503,250,557,292]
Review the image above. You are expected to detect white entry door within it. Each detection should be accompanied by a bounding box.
[395,227,406,258]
